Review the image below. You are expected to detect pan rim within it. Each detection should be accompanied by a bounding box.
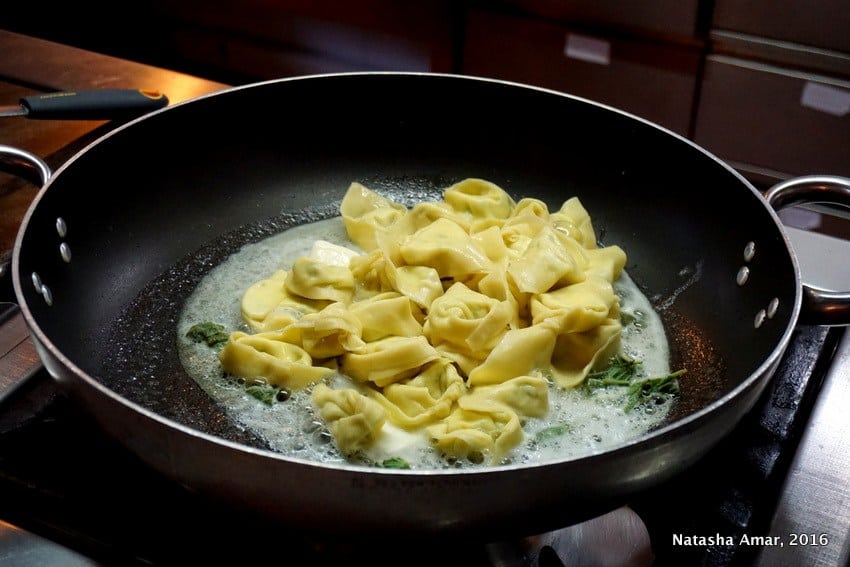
[11,71,804,476]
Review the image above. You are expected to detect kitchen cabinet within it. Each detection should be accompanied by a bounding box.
[463,2,849,185]
[712,0,850,54]
[694,54,850,180]
[696,6,850,185]
[461,8,701,136]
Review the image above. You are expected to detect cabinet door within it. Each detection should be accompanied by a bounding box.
[694,55,850,178]
[462,9,701,136]
[713,0,850,54]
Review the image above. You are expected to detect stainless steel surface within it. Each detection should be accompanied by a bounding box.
[755,326,850,566]
[765,176,850,325]
[750,225,850,566]
[486,507,654,566]
[785,226,850,292]
[709,30,850,79]
[0,520,100,566]
[0,144,51,186]
[0,105,27,118]
[0,307,40,403]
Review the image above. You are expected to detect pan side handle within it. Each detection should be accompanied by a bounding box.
[0,145,51,188]
[0,145,52,299]
[0,146,51,401]
[765,175,850,326]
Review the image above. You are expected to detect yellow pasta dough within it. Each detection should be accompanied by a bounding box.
[277,301,365,359]
[219,331,333,389]
[369,359,466,428]
[215,178,645,466]
[424,282,513,373]
[399,217,492,278]
[348,292,424,342]
[311,383,387,454]
[340,181,408,251]
[443,178,516,223]
[285,257,355,303]
[240,270,329,332]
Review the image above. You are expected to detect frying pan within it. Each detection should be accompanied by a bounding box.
[3,73,850,542]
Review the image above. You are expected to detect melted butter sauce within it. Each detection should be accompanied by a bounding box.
[177,217,674,469]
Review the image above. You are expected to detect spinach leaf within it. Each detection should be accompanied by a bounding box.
[186,321,229,348]
[246,384,278,406]
[379,457,411,469]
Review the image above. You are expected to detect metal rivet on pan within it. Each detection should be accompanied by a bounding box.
[736,266,750,286]
[744,241,755,262]
[31,271,42,291]
[767,297,779,319]
[59,242,72,263]
[56,217,67,238]
[40,284,53,306]
[754,309,766,329]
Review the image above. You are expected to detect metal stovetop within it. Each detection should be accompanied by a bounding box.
[754,225,850,567]
[756,321,850,566]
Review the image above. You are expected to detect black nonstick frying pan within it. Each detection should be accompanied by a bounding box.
[3,73,850,541]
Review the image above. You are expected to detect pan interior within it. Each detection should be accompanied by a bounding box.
[16,74,796,453]
[92,204,725,451]
[173,208,678,469]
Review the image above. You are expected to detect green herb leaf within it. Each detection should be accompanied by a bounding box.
[379,457,411,469]
[585,354,641,390]
[246,384,277,406]
[535,423,571,442]
[620,311,638,326]
[624,370,685,412]
[585,354,684,413]
[186,321,229,348]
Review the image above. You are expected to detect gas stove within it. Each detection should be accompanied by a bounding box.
[0,226,848,566]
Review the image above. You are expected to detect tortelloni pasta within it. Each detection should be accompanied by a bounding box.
[217,177,630,466]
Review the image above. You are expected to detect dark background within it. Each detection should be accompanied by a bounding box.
[4,0,850,236]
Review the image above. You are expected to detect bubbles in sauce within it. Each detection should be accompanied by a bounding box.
[177,217,675,469]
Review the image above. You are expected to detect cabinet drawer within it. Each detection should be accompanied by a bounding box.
[712,0,850,54]
[693,55,850,178]
[462,9,701,135]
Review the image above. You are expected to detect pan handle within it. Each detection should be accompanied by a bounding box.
[0,145,52,297]
[0,145,52,299]
[764,175,850,326]
[0,146,52,402]
[0,144,51,188]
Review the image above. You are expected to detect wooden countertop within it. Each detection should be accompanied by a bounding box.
[0,29,229,256]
